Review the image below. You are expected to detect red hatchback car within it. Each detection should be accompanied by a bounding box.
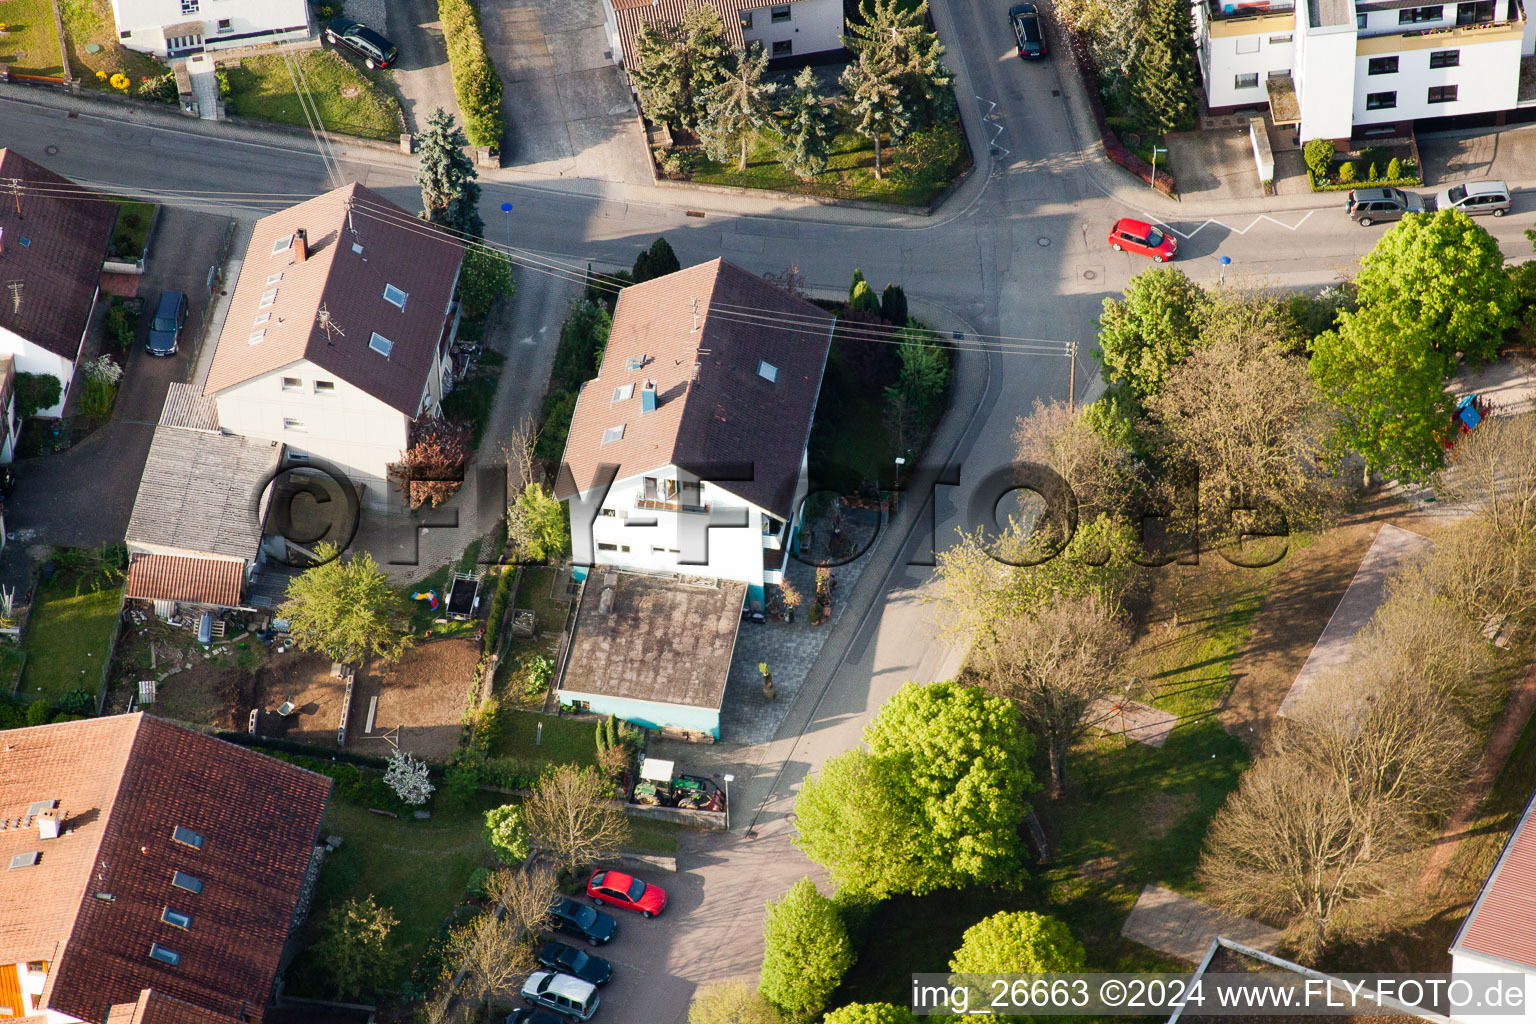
[1108,218,1178,262]
[587,869,667,917]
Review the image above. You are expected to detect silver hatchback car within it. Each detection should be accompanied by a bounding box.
[1435,179,1512,217]
[1345,187,1425,226]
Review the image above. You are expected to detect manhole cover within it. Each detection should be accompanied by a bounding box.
[45,145,59,155]
[1083,269,1098,281]
[1037,237,1050,247]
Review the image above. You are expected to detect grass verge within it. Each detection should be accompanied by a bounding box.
[19,577,121,703]
[224,50,402,139]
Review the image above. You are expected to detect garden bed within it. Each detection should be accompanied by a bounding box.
[108,198,156,262]
[224,50,403,140]
[1307,142,1421,192]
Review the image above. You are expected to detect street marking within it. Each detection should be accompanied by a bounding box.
[974,96,1010,157]
[1140,209,1317,239]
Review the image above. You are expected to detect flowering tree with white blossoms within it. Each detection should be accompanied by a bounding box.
[384,749,434,805]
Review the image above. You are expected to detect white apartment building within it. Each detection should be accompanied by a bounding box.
[110,0,312,60]
[1195,0,1536,142]
[605,0,844,71]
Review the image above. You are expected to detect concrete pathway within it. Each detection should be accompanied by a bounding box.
[382,0,459,135]
[1085,695,1177,748]
[1121,884,1284,963]
[1278,523,1431,718]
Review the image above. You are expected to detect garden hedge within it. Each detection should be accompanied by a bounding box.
[1307,170,1424,192]
[438,0,504,149]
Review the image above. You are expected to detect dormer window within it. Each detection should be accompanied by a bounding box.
[602,425,625,444]
[383,284,408,309]
[758,361,778,383]
[369,332,394,357]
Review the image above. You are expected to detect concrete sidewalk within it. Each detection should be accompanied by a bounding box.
[1122,885,1283,963]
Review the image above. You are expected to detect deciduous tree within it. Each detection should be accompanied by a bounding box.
[792,749,925,898]
[521,765,630,877]
[389,419,471,509]
[1434,414,1536,597]
[281,544,412,664]
[483,804,531,863]
[759,878,854,1021]
[508,482,569,561]
[1012,398,1136,523]
[821,1005,916,1024]
[307,896,398,998]
[457,242,513,323]
[446,901,537,1020]
[948,911,1086,1010]
[384,749,434,805]
[485,864,557,939]
[689,981,784,1024]
[416,106,483,238]
[1096,267,1210,397]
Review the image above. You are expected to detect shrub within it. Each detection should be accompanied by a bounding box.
[1367,162,1378,182]
[1337,161,1357,183]
[1303,138,1335,180]
[26,699,51,726]
[889,124,964,193]
[0,699,23,729]
[135,73,178,103]
[465,866,492,898]
[458,243,514,325]
[438,0,505,149]
[659,147,699,176]
[58,688,95,716]
[483,567,514,655]
[534,389,577,462]
[1386,157,1402,179]
[104,300,138,351]
[15,372,61,419]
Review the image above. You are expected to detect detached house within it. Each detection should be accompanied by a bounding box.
[556,258,836,610]
[1449,787,1536,1023]
[0,713,331,1024]
[202,184,465,510]
[110,0,313,60]
[0,150,118,419]
[604,0,844,69]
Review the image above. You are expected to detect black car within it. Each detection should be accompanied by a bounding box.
[504,1010,563,1024]
[1009,3,1047,59]
[147,290,187,356]
[324,18,399,68]
[548,896,616,946]
[535,941,613,986]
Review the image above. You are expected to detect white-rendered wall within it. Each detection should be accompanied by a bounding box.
[1352,37,1523,122]
[580,465,769,587]
[110,0,310,53]
[213,359,409,509]
[742,0,844,56]
[1449,951,1534,1024]
[1297,22,1358,140]
[0,325,76,419]
[1203,27,1297,107]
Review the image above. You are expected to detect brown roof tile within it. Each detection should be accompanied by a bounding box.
[1451,788,1536,972]
[125,555,245,609]
[202,183,462,415]
[555,259,834,519]
[108,989,247,1024]
[0,715,331,1024]
[609,0,820,66]
[0,150,118,361]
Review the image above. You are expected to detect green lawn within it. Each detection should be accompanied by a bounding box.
[493,709,597,769]
[624,816,682,854]
[0,0,67,78]
[224,50,402,140]
[0,644,25,697]
[514,566,568,634]
[683,115,968,207]
[400,560,480,640]
[19,577,122,704]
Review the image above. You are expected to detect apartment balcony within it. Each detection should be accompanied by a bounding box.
[636,497,710,514]
[1357,13,1525,50]
[1207,0,1295,20]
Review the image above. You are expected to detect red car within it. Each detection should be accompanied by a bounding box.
[1108,218,1177,262]
[587,869,667,917]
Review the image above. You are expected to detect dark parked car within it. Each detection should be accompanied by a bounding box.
[146,290,187,356]
[548,896,616,946]
[535,941,612,986]
[1345,186,1426,226]
[1009,3,1048,58]
[324,18,398,68]
[504,1010,563,1024]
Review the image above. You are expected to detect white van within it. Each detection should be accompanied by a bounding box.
[521,971,600,1021]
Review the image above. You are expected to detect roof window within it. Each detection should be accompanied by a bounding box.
[148,944,181,966]
[613,384,634,402]
[171,871,203,894]
[383,284,408,309]
[265,271,283,285]
[602,425,625,444]
[259,290,277,309]
[172,826,204,849]
[627,354,648,371]
[249,330,266,345]
[369,332,394,358]
[758,360,778,383]
[8,852,39,869]
[641,386,657,414]
[253,313,270,326]
[161,907,192,929]
[271,234,293,256]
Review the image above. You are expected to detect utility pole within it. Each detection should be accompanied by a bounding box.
[1067,340,1077,410]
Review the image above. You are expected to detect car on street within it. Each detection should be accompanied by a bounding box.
[521,971,600,1021]
[536,940,613,986]
[1107,218,1177,262]
[1009,3,1048,58]
[1345,186,1426,226]
[324,18,398,69]
[1435,179,1512,218]
[146,290,187,356]
[549,896,617,945]
[587,868,668,917]
[504,1010,563,1024]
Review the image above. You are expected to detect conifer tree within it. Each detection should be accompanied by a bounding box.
[777,66,838,178]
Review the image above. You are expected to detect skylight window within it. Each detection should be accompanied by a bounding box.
[171,871,202,894]
[253,313,270,326]
[641,388,657,414]
[627,354,648,371]
[613,384,634,402]
[271,234,292,256]
[172,826,204,850]
[602,425,625,445]
[265,272,283,285]
[8,852,39,869]
[369,332,394,358]
[757,360,778,383]
[249,330,266,345]
[148,944,181,966]
[383,284,408,309]
[259,290,277,309]
[161,908,192,929]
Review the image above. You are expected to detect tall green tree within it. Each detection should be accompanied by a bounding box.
[1352,210,1517,370]
[821,1005,916,1024]
[759,878,854,1021]
[1132,0,1197,133]
[1309,305,1451,484]
[884,325,951,433]
[698,46,776,172]
[306,896,398,998]
[416,106,483,238]
[281,544,412,664]
[1095,266,1210,397]
[948,912,1085,1016]
[629,5,731,129]
[633,236,682,283]
[843,0,954,130]
[777,66,838,179]
[840,48,908,178]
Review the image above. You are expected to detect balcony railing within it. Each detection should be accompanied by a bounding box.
[636,497,710,514]
[1207,0,1294,21]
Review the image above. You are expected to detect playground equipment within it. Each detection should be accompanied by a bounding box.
[412,590,439,610]
[446,573,482,621]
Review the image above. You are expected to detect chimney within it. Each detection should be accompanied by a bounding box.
[37,807,60,840]
[292,229,308,264]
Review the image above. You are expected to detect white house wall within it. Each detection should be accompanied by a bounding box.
[1200,13,1297,108]
[0,324,76,419]
[110,0,310,57]
[1352,34,1523,123]
[212,358,409,509]
[741,0,844,56]
[1296,19,1360,140]
[1449,950,1535,1024]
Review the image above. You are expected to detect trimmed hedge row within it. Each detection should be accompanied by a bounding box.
[439,0,504,149]
[1307,170,1424,193]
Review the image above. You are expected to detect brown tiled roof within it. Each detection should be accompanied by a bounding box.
[1451,788,1536,972]
[106,989,245,1024]
[0,715,331,1024]
[202,183,462,416]
[555,259,834,519]
[609,0,820,67]
[0,149,117,361]
[126,555,245,609]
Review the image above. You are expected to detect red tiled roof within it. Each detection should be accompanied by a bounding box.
[609,0,814,67]
[0,149,118,361]
[0,715,331,1024]
[202,183,463,416]
[125,555,245,609]
[555,258,834,519]
[1452,789,1536,971]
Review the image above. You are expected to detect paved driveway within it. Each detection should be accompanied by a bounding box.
[379,0,459,134]
[479,0,652,182]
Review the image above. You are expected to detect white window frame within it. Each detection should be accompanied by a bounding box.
[369,332,395,357]
[383,284,408,309]
[283,417,307,431]
[281,376,302,391]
